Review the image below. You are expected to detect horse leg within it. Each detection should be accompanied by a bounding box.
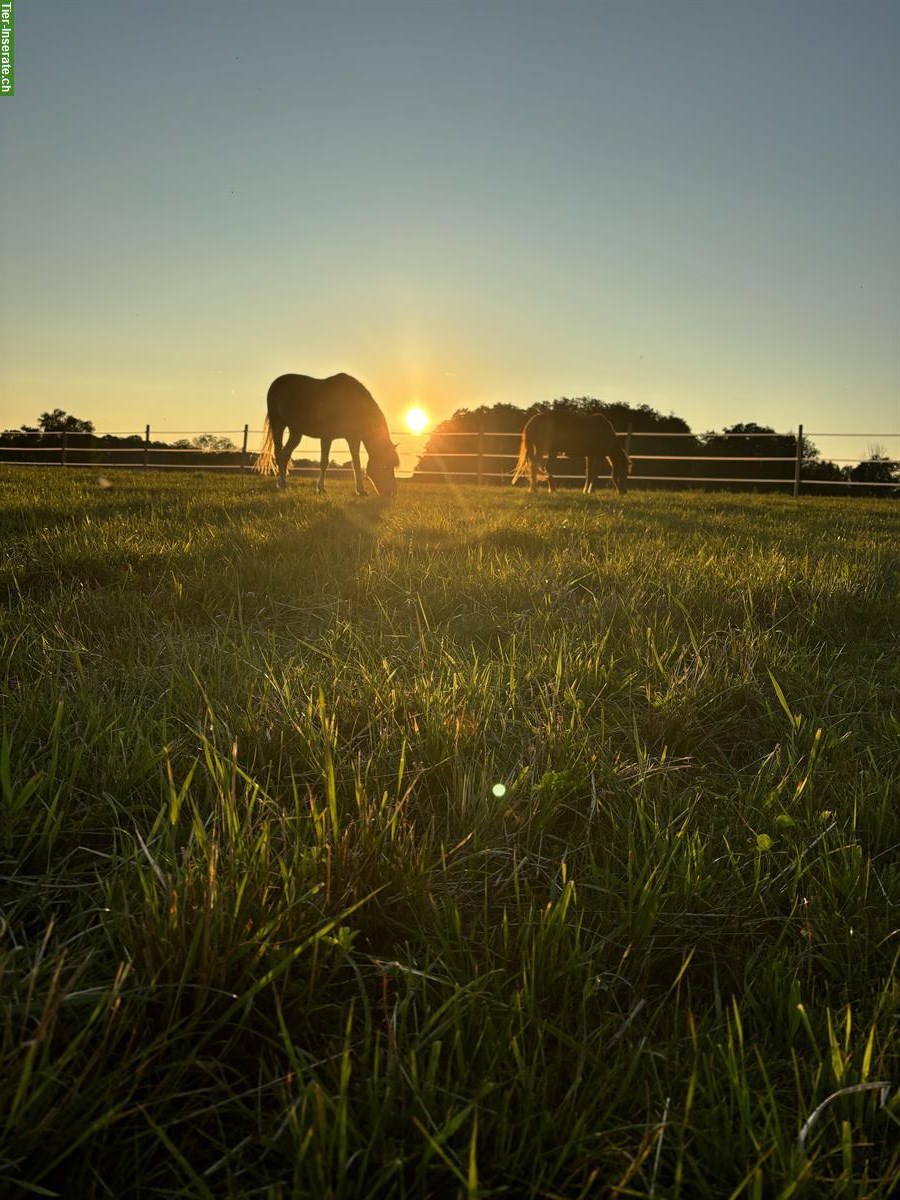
[584,456,595,494]
[546,451,558,493]
[347,440,366,496]
[317,437,333,494]
[276,423,300,488]
[618,464,627,494]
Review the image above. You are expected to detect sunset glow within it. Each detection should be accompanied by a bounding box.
[404,406,430,435]
[1,4,896,466]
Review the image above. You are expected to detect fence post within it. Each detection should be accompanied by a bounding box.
[143,425,150,469]
[477,419,484,486]
[241,424,249,474]
[625,422,633,459]
[60,431,68,467]
[793,423,803,498]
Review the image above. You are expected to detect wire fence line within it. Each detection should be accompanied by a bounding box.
[1,423,897,493]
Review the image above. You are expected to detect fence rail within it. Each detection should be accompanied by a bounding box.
[1,423,897,493]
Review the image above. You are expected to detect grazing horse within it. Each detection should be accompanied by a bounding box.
[511,410,631,495]
[256,373,399,497]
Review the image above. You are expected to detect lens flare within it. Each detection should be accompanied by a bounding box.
[404,406,429,434]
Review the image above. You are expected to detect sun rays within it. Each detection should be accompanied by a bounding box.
[404,406,430,435]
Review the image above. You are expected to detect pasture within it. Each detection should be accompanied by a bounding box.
[1,470,898,1198]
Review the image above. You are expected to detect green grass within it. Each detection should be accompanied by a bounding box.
[1,468,898,1198]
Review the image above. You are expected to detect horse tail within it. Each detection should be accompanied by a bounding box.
[510,428,530,485]
[256,415,277,475]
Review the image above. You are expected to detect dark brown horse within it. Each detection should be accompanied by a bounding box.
[257,373,399,496]
[511,410,631,494]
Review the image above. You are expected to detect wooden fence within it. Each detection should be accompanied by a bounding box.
[409,425,898,494]
[1,423,897,493]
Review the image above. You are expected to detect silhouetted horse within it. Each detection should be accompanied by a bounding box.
[511,410,630,494]
[257,373,399,497]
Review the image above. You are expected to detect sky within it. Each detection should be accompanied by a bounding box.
[2,0,899,470]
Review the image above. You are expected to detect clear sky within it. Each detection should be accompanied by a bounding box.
[2,0,898,467]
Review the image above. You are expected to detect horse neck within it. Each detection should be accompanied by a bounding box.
[362,415,391,453]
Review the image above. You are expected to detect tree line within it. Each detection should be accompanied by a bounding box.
[1,403,896,493]
[0,409,244,468]
[0,409,348,473]
[413,397,898,494]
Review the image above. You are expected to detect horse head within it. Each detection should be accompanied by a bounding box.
[609,445,631,495]
[366,440,400,497]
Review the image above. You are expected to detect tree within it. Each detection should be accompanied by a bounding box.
[802,459,845,483]
[413,403,531,482]
[700,422,818,460]
[37,409,95,434]
[190,433,236,453]
[847,445,898,491]
[697,422,818,486]
[413,397,700,484]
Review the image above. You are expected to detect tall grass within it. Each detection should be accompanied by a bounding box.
[1,469,897,1197]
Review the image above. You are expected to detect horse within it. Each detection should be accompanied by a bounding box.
[256,373,399,497]
[511,409,631,495]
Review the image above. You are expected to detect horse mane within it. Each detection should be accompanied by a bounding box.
[362,420,400,466]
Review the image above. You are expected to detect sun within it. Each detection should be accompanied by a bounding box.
[404,406,430,435]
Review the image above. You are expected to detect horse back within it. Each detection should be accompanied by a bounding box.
[528,410,618,456]
[267,373,383,439]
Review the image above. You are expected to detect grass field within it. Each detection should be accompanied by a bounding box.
[1,469,898,1198]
